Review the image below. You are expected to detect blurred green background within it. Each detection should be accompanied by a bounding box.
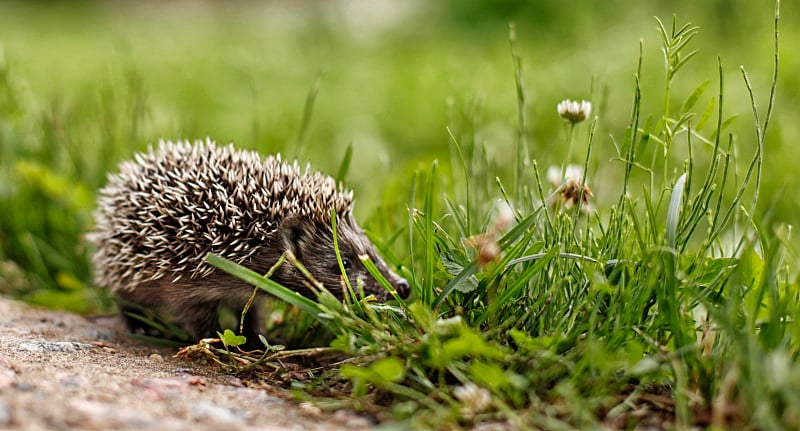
[0,0,796,311]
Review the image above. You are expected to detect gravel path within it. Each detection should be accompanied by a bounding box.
[0,297,371,431]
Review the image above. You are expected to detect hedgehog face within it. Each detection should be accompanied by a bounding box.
[272,215,410,301]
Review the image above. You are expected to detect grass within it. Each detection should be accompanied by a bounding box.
[2,0,799,429]
[205,3,795,429]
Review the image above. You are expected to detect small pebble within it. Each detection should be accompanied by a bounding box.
[299,402,322,416]
[149,353,164,363]
[220,375,244,387]
[131,377,189,401]
[332,409,371,428]
[188,403,247,423]
[18,340,93,354]
[185,376,206,387]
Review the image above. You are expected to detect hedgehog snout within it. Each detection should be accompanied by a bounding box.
[395,278,410,299]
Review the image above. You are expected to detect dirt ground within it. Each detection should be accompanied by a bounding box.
[0,297,372,431]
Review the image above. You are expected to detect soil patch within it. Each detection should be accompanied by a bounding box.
[0,297,371,431]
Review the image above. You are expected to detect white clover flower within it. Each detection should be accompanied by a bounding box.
[493,200,514,232]
[453,382,492,413]
[547,164,594,213]
[557,99,592,124]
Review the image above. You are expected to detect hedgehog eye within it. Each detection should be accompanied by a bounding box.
[335,258,353,273]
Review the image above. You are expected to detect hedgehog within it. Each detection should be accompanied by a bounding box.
[89,138,410,343]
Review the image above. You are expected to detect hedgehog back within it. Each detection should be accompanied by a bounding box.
[90,139,353,292]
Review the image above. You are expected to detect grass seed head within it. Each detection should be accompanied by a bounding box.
[547,164,594,213]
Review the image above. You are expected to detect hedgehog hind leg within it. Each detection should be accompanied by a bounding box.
[116,300,166,338]
[120,297,221,344]
[113,293,200,343]
[112,284,170,337]
[114,281,221,344]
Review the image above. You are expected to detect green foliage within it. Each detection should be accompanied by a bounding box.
[218,329,247,348]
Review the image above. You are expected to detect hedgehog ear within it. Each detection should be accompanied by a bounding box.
[279,216,316,259]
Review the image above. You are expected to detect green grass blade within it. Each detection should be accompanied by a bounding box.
[335,143,353,185]
[447,126,471,235]
[294,69,325,158]
[666,173,686,249]
[205,253,327,325]
[432,263,478,310]
[422,161,437,305]
[332,210,362,310]
[509,23,529,199]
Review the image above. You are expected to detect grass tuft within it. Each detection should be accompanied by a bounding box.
[199,4,793,428]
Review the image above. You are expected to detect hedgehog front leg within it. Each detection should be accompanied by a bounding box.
[179,300,224,341]
[237,304,267,350]
[113,285,172,337]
